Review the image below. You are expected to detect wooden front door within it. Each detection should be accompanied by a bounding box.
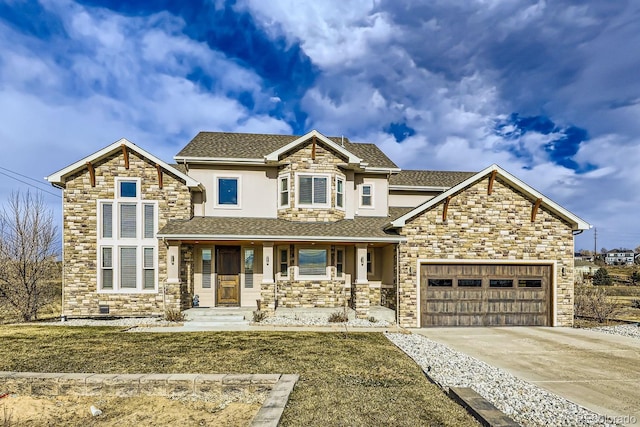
[216,246,241,306]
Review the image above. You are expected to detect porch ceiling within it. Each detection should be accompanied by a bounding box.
[157,208,412,242]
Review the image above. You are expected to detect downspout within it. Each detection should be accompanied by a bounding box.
[396,243,400,327]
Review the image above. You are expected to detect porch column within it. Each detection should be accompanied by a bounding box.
[261,242,275,314]
[355,244,370,319]
[165,242,182,312]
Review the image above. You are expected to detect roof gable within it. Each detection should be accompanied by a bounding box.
[389,164,591,231]
[265,130,362,165]
[46,138,201,189]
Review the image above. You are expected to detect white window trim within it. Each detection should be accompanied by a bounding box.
[276,245,290,280]
[278,174,290,209]
[359,183,374,209]
[214,174,242,209]
[335,176,345,210]
[367,248,375,277]
[97,196,159,293]
[294,245,330,280]
[335,246,345,279]
[295,172,331,208]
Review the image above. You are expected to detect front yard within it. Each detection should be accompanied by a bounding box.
[0,327,476,426]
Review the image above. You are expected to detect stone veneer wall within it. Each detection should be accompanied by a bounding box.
[277,140,347,222]
[396,176,575,328]
[62,150,193,317]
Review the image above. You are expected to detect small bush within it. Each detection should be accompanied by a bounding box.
[328,311,348,323]
[164,309,186,322]
[631,299,640,309]
[592,268,613,286]
[367,316,377,323]
[575,284,617,323]
[253,310,267,323]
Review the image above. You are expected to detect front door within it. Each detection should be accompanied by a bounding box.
[216,246,241,306]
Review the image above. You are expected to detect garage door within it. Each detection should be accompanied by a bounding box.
[420,264,551,327]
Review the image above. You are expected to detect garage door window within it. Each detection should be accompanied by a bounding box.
[428,279,453,287]
[489,279,513,288]
[518,279,542,288]
[458,279,482,287]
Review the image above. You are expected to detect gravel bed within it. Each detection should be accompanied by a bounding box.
[258,315,389,328]
[589,323,640,339]
[386,332,619,427]
[40,317,179,328]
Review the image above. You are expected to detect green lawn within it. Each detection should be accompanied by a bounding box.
[0,327,476,426]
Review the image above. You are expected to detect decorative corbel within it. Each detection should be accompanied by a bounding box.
[442,196,451,222]
[531,198,542,222]
[488,170,497,195]
[156,164,163,189]
[311,135,316,160]
[121,144,129,169]
[86,162,95,187]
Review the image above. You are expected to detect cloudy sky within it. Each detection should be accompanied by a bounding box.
[1,0,639,252]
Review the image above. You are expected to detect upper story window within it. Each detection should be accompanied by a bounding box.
[216,176,240,207]
[297,174,329,208]
[336,177,344,209]
[279,175,289,208]
[119,181,137,198]
[360,184,373,208]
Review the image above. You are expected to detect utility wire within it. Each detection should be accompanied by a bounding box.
[0,170,61,198]
[0,165,48,186]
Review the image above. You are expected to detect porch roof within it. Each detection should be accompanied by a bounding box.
[157,208,411,243]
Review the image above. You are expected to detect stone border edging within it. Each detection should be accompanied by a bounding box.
[0,371,299,427]
[448,387,520,427]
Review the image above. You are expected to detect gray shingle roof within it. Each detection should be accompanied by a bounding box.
[175,132,398,169]
[389,170,476,188]
[158,208,412,241]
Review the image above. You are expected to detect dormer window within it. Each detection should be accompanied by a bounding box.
[297,174,329,208]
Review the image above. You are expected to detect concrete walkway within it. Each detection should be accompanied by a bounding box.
[413,327,640,425]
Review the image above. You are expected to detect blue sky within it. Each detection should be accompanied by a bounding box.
[1,0,639,251]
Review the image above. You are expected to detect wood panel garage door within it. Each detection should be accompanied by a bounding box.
[420,264,551,327]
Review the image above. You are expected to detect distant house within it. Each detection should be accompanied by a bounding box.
[604,250,635,266]
[46,130,591,327]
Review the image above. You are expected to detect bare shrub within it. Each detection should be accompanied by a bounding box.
[164,308,186,322]
[252,310,267,323]
[0,191,59,322]
[575,284,618,323]
[328,311,348,323]
[631,299,640,309]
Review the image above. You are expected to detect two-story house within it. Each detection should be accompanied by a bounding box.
[47,130,590,327]
[604,250,635,266]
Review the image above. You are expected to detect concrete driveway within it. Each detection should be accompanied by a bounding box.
[414,327,640,425]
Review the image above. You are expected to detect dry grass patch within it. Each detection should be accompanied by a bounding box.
[0,327,476,426]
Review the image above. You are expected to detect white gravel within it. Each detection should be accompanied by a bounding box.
[257,315,389,328]
[41,317,179,328]
[386,332,621,427]
[589,323,640,339]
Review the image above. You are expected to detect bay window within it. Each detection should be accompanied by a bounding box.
[297,174,329,207]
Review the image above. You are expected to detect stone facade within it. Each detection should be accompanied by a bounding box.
[277,140,347,222]
[396,176,575,328]
[62,149,193,317]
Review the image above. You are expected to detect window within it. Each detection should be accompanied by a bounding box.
[458,279,482,287]
[143,247,155,289]
[119,181,137,198]
[367,249,373,274]
[518,279,542,288]
[279,176,289,207]
[202,249,212,288]
[335,248,344,277]
[97,180,157,292]
[489,279,513,288]
[101,247,113,289]
[217,177,239,206]
[298,174,328,207]
[361,184,372,207]
[120,204,136,238]
[336,177,344,208]
[279,248,289,275]
[298,248,327,276]
[102,204,113,238]
[120,247,137,289]
[428,279,453,287]
[143,204,154,238]
[244,248,254,288]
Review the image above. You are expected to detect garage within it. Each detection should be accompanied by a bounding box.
[420,263,552,327]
